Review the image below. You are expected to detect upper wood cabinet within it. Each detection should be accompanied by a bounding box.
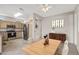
[0,20,24,29]
[15,22,23,29]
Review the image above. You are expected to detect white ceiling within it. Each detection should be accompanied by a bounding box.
[0,4,77,21]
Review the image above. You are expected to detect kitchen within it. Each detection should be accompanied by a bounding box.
[0,16,29,54]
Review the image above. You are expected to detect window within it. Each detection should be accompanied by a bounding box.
[52,19,64,29]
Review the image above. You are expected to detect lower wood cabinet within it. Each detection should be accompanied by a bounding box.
[16,32,23,39]
[0,34,2,54]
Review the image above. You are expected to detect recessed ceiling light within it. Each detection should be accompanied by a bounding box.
[19,8,24,11]
[14,12,23,18]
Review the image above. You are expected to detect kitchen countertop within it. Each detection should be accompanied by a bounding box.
[0,29,23,32]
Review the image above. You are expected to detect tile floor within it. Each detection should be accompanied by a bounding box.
[2,39,30,55]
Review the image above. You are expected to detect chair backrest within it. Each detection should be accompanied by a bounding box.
[62,40,69,55]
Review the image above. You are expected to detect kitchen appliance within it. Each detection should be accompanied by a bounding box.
[7,30,16,38]
[6,25,16,40]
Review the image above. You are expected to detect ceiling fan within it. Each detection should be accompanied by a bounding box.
[41,4,52,13]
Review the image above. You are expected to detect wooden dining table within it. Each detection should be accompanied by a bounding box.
[22,39,61,55]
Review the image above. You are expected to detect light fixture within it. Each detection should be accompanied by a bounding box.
[14,12,23,18]
[41,4,51,13]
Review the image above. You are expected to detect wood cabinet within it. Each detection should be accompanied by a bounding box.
[0,20,24,40]
[49,33,66,43]
[0,34,2,53]
[0,20,23,29]
[16,32,23,39]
